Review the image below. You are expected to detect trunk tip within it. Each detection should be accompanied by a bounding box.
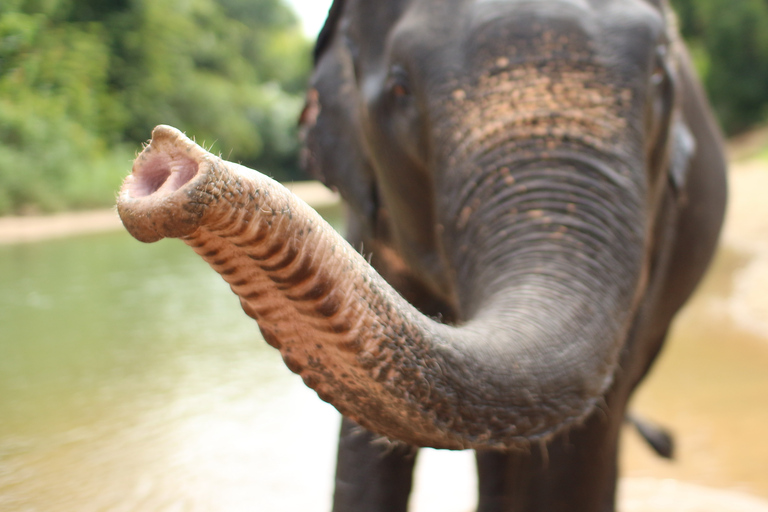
[125,125,202,200]
[115,125,208,242]
[151,124,186,144]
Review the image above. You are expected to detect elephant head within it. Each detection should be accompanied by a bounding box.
[298,0,725,446]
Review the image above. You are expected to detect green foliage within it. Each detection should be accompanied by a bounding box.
[671,0,768,134]
[6,0,766,216]
[0,0,311,215]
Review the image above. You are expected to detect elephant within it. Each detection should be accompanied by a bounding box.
[116,0,727,510]
[298,0,726,510]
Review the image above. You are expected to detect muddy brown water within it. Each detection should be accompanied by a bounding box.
[620,246,768,501]
[0,198,767,511]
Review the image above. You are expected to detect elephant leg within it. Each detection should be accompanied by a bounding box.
[475,405,623,512]
[332,416,419,512]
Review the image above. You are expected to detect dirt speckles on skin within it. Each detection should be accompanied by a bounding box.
[440,48,634,165]
[452,89,467,101]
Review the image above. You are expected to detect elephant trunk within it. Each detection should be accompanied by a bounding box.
[117,125,641,450]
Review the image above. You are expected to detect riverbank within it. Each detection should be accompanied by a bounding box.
[0,181,340,244]
[720,158,768,339]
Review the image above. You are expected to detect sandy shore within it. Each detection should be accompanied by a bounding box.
[619,478,768,512]
[0,181,340,244]
[720,159,768,339]
[0,209,124,244]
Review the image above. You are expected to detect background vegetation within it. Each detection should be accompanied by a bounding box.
[0,0,767,215]
[0,0,311,214]
[670,0,768,135]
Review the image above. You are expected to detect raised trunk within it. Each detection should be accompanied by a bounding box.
[117,125,642,450]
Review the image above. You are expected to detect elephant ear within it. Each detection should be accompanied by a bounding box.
[313,0,346,64]
[668,112,695,191]
[649,41,695,197]
[661,11,698,196]
[665,41,697,195]
[299,1,378,228]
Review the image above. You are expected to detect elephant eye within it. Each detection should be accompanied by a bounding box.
[650,45,668,86]
[392,82,409,98]
[386,66,412,101]
[650,65,664,86]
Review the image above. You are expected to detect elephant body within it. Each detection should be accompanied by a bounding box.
[299,0,727,510]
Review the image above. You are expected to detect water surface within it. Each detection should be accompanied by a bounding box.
[0,231,341,511]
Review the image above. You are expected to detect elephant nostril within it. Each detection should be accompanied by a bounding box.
[129,154,199,198]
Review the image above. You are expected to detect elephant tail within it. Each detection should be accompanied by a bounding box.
[626,413,675,460]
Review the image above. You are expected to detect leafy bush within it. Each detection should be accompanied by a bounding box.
[3,0,767,216]
[671,0,768,134]
[0,0,311,215]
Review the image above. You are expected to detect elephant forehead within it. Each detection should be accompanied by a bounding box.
[444,0,665,83]
[438,61,635,157]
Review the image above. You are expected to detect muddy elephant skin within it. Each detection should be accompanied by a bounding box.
[117,0,727,511]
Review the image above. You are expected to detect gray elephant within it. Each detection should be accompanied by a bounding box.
[299,0,726,510]
[116,0,727,510]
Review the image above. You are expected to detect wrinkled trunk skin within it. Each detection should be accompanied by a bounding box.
[117,125,631,451]
[118,126,468,449]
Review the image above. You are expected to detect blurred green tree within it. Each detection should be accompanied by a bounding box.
[671,0,768,134]
[0,0,310,215]
[3,0,768,215]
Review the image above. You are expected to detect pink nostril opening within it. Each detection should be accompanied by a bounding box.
[130,154,199,198]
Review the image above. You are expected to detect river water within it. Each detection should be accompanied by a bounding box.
[1,212,767,511]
